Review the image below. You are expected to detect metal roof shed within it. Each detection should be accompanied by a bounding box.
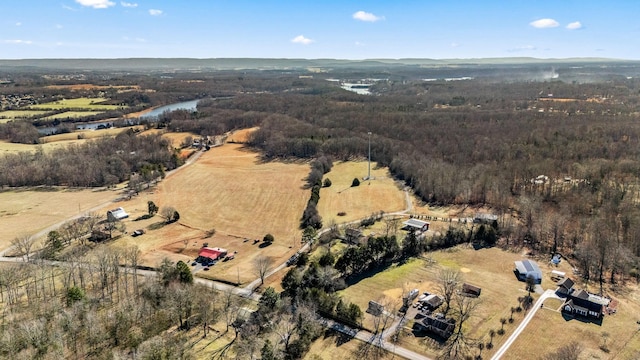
[514,259,542,284]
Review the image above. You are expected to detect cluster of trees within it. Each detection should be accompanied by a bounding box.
[0,131,180,187]
[281,254,362,328]
[300,156,332,230]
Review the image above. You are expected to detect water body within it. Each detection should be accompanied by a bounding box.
[38,99,201,135]
[139,99,200,119]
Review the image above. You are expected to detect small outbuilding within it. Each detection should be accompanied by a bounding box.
[107,207,129,222]
[514,259,542,284]
[462,283,482,297]
[402,218,430,232]
[473,213,498,224]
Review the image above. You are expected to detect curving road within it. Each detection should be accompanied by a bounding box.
[491,289,559,360]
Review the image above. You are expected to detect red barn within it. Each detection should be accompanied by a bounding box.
[198,247,227,262]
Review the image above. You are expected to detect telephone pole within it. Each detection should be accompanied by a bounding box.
[367,131,372,181]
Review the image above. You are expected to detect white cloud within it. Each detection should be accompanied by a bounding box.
[55,24,63,29]
[291,35,314,45]
[450,42,459,48]
[149,9,163,16]
[121,1,137,7]
[353,10,384,22]
[3,39,33,45]
[15,22,21,26]
[75,0,115,9]
[355,41,365,47]
[566,21,582,30]
[529,18,559,28]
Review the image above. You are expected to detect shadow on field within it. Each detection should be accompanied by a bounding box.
[323,328,355,347]
[344,262,395,287]
[561,312,603,326]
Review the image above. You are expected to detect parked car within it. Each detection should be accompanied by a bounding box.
[132,229,145,237]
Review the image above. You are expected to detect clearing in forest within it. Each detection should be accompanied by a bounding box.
[317,161,407,226]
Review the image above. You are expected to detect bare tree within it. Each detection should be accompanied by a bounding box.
[542,341,582,360]
[441,294,481,360]
[253,255,274,286]
[437,268,461,317]
[11,234,36,262]
[160,206,176,222]
[126,245,141,297]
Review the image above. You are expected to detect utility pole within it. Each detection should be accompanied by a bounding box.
[367,131,372,181]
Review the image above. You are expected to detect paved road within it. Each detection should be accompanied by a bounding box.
[491,289,559,360]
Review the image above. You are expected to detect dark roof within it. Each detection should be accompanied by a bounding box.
[421,315,455,335]
[567,292,604,314]
[462,283,481,295]
[556,277,574,291]
[572,289,589,300]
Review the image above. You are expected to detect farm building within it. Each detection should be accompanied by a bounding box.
[344,228,364,244]
[106,207,129,222]
[402,218,430,232]
[473,213,498,224]
[197,247,228,262]
[462,283,482,297]
[415,314,455,339]
[514,259,542,284]
[417,293,443,310]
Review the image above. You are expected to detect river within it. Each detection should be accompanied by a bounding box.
[38,99,201,135]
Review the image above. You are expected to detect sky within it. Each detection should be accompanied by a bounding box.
[1,0,639,60]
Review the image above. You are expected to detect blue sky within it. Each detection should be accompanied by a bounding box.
[1,0,639,59]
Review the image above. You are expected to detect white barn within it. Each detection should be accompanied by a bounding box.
[107,207,129,222]
[402,218,430,232]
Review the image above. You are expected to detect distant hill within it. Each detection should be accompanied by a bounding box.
[0,57,635,72]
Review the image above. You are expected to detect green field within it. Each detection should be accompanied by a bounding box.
[29,97,126,111]
[41,111,104,120]
[0,110,51,119]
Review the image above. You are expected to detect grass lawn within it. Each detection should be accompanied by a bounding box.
[317,161,407,226]
[506,298,640,360]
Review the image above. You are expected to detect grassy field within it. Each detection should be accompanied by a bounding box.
[29,97,125,111]
[227,127,258,143]
[40,111,104,120]
[317,161,407,225]
[0,187,123,251]
[0,110,51,119]
[110,143,311,284]
[507,295,640,360]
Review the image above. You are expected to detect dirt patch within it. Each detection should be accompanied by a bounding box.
[460,267,471,273]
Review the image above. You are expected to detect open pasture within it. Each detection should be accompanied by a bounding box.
[41,111,104,120]
[317,161,407,225]
[29,97,125,111]
[115,143,310,283]
[227,127,258,143]
[0,187,122,251]
[0,110,51,119]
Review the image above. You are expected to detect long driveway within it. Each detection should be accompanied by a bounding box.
[491,289,560,360]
